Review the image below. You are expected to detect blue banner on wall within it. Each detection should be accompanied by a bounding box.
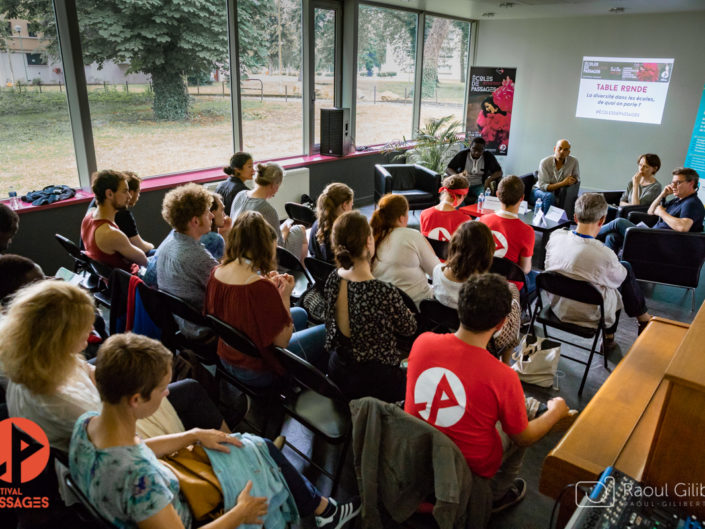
[685,85,705,203]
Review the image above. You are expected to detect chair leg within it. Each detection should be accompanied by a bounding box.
[331,435,351,497]
[691,287,695,312]
[578,333,601,395]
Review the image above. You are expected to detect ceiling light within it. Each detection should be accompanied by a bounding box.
[499,2,515,7]
[609,7,625,13]
[482,12,496,17]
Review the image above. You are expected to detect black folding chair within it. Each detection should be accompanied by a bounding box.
[63,473,116,529]
[530,272,610,395]
[79,251,114,309]
[419,298,459,333]
[285,202,316,228]
[490,256,537,318]
[425,236,449,261]
[304,256,335,287]
[277,246,313,301]
[270,345,351,495]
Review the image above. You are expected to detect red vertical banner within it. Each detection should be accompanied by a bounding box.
[465,67,516,156]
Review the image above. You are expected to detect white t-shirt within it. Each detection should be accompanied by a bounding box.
[372,227,440,306]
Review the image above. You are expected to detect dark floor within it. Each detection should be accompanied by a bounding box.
[244,210,703,529]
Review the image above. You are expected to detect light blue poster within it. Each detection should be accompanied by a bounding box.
[685,85,705,203]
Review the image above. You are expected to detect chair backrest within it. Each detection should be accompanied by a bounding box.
[206,314,261,358]
[55,233,85,262]
[285,202,316,227]
[627,211,659,227]
[387,164,419,190]
[395,285,419,314]
[64,473,117,529]
[425,236,449,260]
[157,288,210,328]
[304,256,335,286]
[601,190,624,206]
[622,228,705,288]
[80,251,115,283]
[536,272,604,308]
[271,346,348,402]
[419,298,459,332]
[490,256,526,285]
[518,172,537,202]
[277,246,314,283]
[617,204,648,219]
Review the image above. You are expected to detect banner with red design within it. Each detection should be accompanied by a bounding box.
[465,67,516,156]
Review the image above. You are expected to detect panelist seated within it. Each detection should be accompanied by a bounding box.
[81,170,148,270]
[598,167,705,254]
[445,136,503,205]
[530,138,580,217]
[619,153,663,206]
[419,174,470,241]
[545,193,652,341]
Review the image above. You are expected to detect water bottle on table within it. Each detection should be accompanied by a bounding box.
[534,197,543,216]
[477,191,485,212]
[8,188,21,210]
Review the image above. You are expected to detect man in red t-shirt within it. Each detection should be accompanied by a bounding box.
[420,174,470,241]
[480,175,535,290]
[405,274,569,512]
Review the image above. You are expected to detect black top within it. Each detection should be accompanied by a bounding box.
[115,209,138,238]
[308,219,334,263]
[446,149,502,183]
[215,177,248,215]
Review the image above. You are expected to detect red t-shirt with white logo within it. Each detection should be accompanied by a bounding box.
[404,332,528,478]
[420,207,470,242]
[480,212,534,289]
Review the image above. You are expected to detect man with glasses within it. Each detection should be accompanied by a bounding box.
[598,167,704,254]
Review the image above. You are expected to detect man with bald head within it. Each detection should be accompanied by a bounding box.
[531,139,580,217]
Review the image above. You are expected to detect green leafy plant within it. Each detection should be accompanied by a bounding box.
[385,115,467,174]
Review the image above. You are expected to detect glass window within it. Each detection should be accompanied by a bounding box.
[0,8,78,197]
[76,0,233,178]
[356,4,417,146]
[238,0,303,160]
[314,7,337,147]
[419,16,470,131]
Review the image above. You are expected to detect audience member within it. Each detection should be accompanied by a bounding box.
[419,174,469,241]
[446,137,503,204]
[0,281,189,452]
[310,183,354,263]
[69,332,360,529]
[201,191,231,260]
[406,274,571,513]
[545,193,652,341]
[531,138,580,216]
[480,175,535,290]
[81,170,148,270]
[116,171,154,254]
[217,152,255,213]
[620,154,663,206]
[371,194,439,306]
[0,202,19,253]
[324,211,416,401]
[0,254,44,305]
[598,167,704,254]
[205,211,326,387]
[432,221,521,361]
[156,183,219,339]
[230,163,308,262]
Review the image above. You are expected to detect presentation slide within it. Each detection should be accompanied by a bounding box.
[575,57,674,124]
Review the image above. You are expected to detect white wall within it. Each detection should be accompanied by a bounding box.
[474,11,705,191]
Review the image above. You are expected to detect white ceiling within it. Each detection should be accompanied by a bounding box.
[371,0,705,20]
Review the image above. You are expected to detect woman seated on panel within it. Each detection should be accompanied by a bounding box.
[432,221,521,363]
[204,211,326,388]
[69,332,360,529]
[229,162,308,262]
[619,153,662,206]
[371,194,440,307]
[419,174,470,241]
[309,183,354,263]
[324,211,417,402]
[0,281,225,453]
[201,192,232,260]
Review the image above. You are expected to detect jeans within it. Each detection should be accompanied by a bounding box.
[618,261,647,319]
[529,188,554,213]
[265,439,322,517]
[167,379,224,430]
[597,218,635,254]
[525,270,538,295]
[491,424,527,501]
[530,183,580,218]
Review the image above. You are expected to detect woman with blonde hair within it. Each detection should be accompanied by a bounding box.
[1,281,221,452]
[309,183,354,262]
[205,211,326,387]
[324,211,416,401]
[230,163,307,261]
[371,194,439,306]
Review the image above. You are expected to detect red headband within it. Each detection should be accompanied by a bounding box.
[439,187,469,199]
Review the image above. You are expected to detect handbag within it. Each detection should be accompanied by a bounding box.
[511,334,561,388]
[160,444,223,521]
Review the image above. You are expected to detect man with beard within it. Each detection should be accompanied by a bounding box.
[531,138,580,217]
[446,137,503,205]
[81,170,148,270]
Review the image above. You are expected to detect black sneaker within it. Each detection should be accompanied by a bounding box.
[315,497,361,529]
[491,478,527,514]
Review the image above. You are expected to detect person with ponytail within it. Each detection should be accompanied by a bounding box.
[323,211,416,401]
[370,194,439,306]
[309,183,354,262]
[217,152,254,214]
[230,163,308,262]
[419,174,470,241]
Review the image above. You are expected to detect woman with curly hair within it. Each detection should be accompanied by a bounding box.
[309,183,354,263]
[371,194,439,306]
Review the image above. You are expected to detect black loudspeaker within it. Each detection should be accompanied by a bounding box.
[320,107,351,157]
